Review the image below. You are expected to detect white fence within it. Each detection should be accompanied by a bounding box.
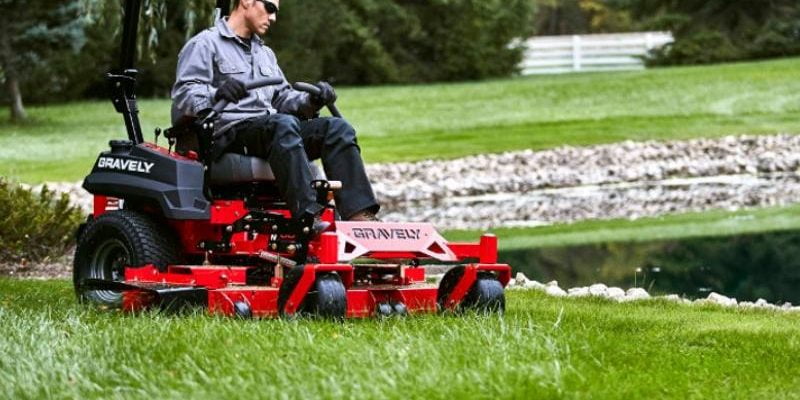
[519,31,674,75]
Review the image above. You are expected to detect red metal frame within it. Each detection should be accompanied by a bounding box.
[121,262,508,318]
[93,163,512,318]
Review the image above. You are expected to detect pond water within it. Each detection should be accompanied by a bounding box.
[502,230,800,304]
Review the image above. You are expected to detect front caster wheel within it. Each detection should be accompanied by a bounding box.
[437,267,505,314]
[462,272,505,313]
[279,267,346,319]
[307,273,346,319]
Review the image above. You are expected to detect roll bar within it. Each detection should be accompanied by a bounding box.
[108,0,144,144]
[111,0,230,145]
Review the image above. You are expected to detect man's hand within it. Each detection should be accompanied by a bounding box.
[312,81,337,107]
[214,78,247,103]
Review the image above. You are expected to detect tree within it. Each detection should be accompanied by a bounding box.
[0,0,88,121]
[104,0,534,89]
[608,0,800,64]
[267,0,535,84]
[1,0,215,104]
[3,0,536,102]
[136,0,216,97]
[534,0,632,36]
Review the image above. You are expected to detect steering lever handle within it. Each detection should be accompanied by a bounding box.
[210,77,285,115]
[292,82,343,118]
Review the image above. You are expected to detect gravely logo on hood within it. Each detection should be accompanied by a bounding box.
[97,157,154,174]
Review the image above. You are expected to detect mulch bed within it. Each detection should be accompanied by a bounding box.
[0,254,73,279]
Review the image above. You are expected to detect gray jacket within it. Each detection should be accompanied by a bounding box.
[171,18,318,150]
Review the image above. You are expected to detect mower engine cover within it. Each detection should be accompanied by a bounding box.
[83,140,210,219]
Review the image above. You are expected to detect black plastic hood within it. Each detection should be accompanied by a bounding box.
[83,142,210,220]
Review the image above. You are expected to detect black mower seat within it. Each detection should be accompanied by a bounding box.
[209,153,324,185]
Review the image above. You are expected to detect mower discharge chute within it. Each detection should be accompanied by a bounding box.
[73,0,512,318]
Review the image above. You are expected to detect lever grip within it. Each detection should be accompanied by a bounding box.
[292,82,343,118]
[292,81,321,96]
[211,77,285,114]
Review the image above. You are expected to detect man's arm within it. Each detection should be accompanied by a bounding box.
[171,38,217,123]
[265,48,318,119]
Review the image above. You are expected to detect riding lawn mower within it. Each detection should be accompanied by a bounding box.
[73,0,512,319]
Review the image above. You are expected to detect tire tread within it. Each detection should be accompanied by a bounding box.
[73,210,181,306]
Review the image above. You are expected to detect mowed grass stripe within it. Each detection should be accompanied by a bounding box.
[1,279,799,398]
[2,58,800,182]
[360,111,800,162]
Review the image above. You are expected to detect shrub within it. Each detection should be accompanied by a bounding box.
[613,0,800,66]
[646,31,743,66]
[0,179,85,264]
[747,20,800,59]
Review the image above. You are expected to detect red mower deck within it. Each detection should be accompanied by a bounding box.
[105,206,511,318]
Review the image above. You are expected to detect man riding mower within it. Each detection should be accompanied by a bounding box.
[73,0,511,318]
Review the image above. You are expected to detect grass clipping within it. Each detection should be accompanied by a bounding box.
[0,178,85,264]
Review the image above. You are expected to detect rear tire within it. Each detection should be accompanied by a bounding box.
[73,210,180,308]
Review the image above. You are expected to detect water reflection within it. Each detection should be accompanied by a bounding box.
[502,230,800,303]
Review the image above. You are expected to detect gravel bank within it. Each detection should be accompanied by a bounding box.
[30,134,800,230]
[382,173,800,229]
[369,134,800,204]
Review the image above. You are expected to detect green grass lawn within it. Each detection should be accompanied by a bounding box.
[4,60,800,399]
[445,203,800,250]
[2,279,799,399]
[2,57,800,183]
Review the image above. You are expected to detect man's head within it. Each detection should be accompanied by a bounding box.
[229,0,280,37]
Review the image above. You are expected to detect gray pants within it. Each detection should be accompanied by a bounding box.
[225,114,379,220]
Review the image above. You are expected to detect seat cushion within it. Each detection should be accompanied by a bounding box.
[209,153,324,185]
[210,153,275,184]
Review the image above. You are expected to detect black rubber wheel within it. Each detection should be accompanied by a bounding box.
[461,272,505,313]
[233,301,253,319]
[306,273,346,319]
[279,268,346,319]
[73,210,180,308]
[438,268,505,313]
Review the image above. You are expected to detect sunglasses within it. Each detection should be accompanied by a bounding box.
[257,0,279,15]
